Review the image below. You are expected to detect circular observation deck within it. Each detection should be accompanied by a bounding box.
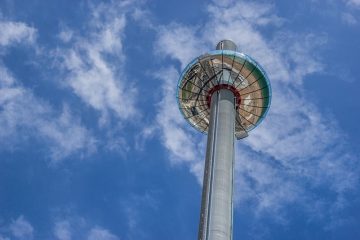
[177,50,271,139]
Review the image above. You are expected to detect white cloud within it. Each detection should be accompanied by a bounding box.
[0,64,96,162]
[58,28,74,43]
[204,3,326,86]
[155,25,206,69]
[54,220,72,240]
[0,3,146,161]
[9,216,34,240]
[341,12,358,24]
[345,0,360,7]
[0,19,96,162]
[0,21,36,47]
[119,191,160,239]
[88,227,119,240]
[153,67,206,180]
[207,1,283,26]
[234,150,303,221]
[55,2,138,124]
[153,0,359,222]
[52,216,120,240]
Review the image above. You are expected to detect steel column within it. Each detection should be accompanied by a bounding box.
[198,87,235,240]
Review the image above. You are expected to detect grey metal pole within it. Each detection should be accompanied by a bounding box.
[198,40,236,240]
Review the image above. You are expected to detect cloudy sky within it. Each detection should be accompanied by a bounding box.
[0,0,360,239]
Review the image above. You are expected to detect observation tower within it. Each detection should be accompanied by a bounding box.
[177,40,271,240]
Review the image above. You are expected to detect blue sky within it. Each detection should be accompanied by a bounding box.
[0,0,359,239]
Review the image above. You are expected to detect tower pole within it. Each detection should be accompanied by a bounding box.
[198,40,237,240]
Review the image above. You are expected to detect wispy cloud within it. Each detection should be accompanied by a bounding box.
[0,21,36,47]
[152,0,359,224]
[153,67,206,180]
[0,20,95,162]
[87,227,119,240]
[155,25,207,69]
[0,64,96,162]
[345,0,360,7]
[0,1,147,161]
[0,215,33,240]
[54,220,71,240]
[52,215,120,240]
[341,12,358,24]
[119,191,160,240]
[55,1,139,125]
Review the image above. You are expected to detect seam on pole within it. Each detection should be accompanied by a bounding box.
[230,105,235,240]
[205,90,219,240]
